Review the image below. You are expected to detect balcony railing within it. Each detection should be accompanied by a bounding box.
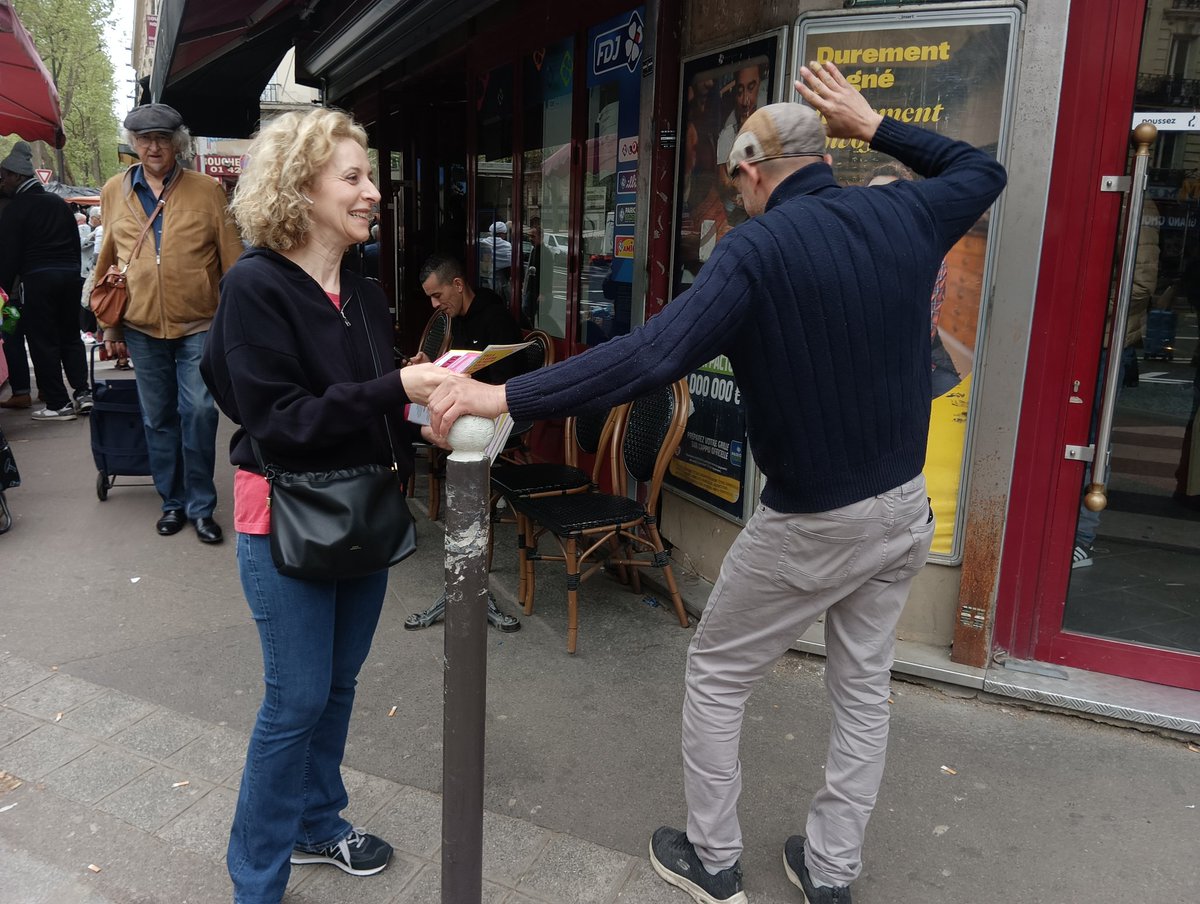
[260,82,282,104]
[1135,73,1200,106]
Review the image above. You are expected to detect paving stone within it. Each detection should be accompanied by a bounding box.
[482,809,552,884]
[0,725,95,781]
[289,850,421,904]
[0,841,120,904]
[111,709,208,760]
[615,858,700,903]
[157,785,238,863]
[0,706,40,747]
[517,833,634,904]
[393,863,509,904]
[367,784,443,859]
[43,745,154,805]
[95,766,214,832]
[0,656,52,700]
[341,765,401,826]
[165,726,246,783]
[4,674,106,720]
[59,691,158,739]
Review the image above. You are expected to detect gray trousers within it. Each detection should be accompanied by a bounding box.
[682,475,933,887]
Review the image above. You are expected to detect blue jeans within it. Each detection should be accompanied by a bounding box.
[228,533,388,904]
[122,328,218,518]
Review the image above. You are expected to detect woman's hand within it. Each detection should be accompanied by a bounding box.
[399,362,452,405]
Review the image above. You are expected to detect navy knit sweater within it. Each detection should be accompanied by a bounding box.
[505,117,1007,513]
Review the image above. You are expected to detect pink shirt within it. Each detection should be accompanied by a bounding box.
[234,291,342,535]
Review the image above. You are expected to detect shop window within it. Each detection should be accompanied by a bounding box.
[521,39,574,336]
[579,8,644,347]
[476,63,515,303]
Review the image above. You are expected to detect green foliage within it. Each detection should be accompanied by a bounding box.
[1,0,121,187]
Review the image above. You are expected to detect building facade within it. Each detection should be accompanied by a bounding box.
[147,0,1200,733]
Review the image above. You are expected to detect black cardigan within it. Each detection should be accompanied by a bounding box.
[200,248,415,478]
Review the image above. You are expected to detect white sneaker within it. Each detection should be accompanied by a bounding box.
[1071,544,1093,569]
[31,404,77,422]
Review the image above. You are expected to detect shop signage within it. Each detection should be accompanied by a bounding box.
[614,236,635,258]
[796,7,1021,561]
[666,30,788,522]
[202,155,243,177]
[617,171,637,194]
[616,203,637,225]
[1132,111,1200,131]
[618,135,639,162]
[592,10,643,78]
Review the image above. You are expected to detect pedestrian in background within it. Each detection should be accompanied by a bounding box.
[0,142,91,421]
[94,103,242,543]
[424,61,1007,904]
[201,107,447,904]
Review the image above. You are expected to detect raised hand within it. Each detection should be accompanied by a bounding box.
[794,60,883,143]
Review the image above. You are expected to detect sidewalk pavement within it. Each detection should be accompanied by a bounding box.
[1,362,1198,904]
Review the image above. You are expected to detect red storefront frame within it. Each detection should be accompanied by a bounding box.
[994,0,1200,689]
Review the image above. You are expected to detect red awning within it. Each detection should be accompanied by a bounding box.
[0,0,65,148]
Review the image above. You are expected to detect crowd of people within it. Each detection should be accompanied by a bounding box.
[0,57,1008,904]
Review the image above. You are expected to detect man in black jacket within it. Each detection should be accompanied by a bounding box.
[419,254,527,384]
[0,142,91,421]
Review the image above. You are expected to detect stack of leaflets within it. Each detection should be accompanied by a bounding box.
[406,341,532,462]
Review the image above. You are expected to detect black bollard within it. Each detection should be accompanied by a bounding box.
[441,417,494,904]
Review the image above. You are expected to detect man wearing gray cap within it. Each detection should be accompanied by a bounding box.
[0,141,92,421]
[426,61,1007,904]
[94,103,243,543]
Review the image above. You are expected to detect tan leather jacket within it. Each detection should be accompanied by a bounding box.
[94,166,243,338]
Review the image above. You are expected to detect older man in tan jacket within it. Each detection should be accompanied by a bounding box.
[95,103,243,543]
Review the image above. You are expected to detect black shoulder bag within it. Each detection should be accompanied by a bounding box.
[251,299,416,580]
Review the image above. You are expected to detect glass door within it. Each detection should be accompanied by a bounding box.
[1045,0,1200,688]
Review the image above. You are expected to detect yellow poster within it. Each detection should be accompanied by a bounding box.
[799,9,1017,558]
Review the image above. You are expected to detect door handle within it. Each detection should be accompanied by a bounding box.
[1084,122,1157,513]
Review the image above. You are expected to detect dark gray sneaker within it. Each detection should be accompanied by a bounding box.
[290,827,392,876]
[649,826,747,904]
[783,836,852,903]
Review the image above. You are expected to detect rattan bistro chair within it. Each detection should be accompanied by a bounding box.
[515,378,691,653]
[490,404,624,609]
[411,309,453,517]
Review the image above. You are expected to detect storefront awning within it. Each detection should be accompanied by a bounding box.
[296,0,499,102]
[0,0,65,147]
[150,0,312,137]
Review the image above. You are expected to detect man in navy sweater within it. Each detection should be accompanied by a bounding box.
[428,61,1006,904]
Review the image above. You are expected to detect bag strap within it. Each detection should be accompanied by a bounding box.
[356,288,401,474]
[122,170,181,272]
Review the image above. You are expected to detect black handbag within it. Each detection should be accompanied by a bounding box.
[251,304,416,580]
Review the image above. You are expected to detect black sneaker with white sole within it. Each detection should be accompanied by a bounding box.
[649,826,747,904]
[290,828,392,876]
[783,835,852,904]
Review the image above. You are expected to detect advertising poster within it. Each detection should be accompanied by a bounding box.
[665,31,787,522]
[797,9,1018,560]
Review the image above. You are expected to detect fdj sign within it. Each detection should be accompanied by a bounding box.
[593,11,644,77]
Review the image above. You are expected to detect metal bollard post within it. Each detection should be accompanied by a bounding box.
[441,415,495,904]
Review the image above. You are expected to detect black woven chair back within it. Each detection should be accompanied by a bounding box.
[420,310,451,360]
[621,384,676,484]
[520,329,554,375]
[574,408,610,457]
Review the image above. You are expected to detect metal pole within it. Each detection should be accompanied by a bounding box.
[1085,122,1157,513]
[441,415,495,904]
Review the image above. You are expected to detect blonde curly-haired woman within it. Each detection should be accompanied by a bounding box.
[200,107,447,904]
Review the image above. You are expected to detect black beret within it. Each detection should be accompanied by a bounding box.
[124,103,184,134]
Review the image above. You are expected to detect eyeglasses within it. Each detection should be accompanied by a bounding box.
[134,134,173,148]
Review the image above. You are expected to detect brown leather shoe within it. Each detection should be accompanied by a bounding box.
[0,394,32,409]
